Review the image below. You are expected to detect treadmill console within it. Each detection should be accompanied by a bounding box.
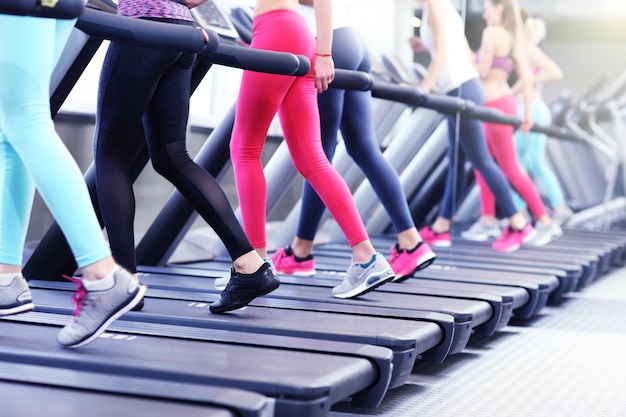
[190,0,240,40]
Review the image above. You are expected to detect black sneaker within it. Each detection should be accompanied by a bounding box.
[210,262,280,314]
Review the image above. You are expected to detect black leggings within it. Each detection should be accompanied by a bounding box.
[94,23,252,273]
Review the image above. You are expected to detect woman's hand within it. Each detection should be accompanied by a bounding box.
[314,55,335,93]
[408,36,429,53]
[519,111,533,133]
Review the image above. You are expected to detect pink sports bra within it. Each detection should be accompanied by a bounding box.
[476,48,515,74]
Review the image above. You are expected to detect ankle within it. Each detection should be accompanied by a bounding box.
[431,218,451,233]
[233,251,265,275]
[401,241,425,253]
[291,238,314,259]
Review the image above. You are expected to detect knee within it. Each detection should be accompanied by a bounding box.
[525,157,540,174]
[229,140,260,165]
[150,154,174,178]
[292,155,329,180]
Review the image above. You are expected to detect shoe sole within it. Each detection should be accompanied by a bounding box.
[527,230,563,247]
[432,240,451,247]
[460,233,499,242]
[276,270,316,277]
[61,285,148,349]
[131,296,145,312]
[332,270,395,299]
[0,302,35,317]
[209,279,280,314]
[392,253,437,283]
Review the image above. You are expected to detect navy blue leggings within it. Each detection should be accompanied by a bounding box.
[94,19,252,272]
[440,78,517,220]
[296,26,415,241]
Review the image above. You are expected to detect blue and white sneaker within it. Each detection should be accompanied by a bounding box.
[332,253,395,299]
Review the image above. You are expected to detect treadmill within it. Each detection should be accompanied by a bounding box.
[1,313,393,416]
[27,280,447,388]
[2,4,400,416]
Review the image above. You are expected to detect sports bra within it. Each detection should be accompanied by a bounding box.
[476,48,515,74]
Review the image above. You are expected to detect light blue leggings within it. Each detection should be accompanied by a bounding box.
[513,99,566,210]
[0,14,111,268]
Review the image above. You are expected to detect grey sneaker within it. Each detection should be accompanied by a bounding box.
[0,275,34,316]
[552,206,574,226]
[460,221,502,241]
[527,221,563,247]
[57,267,147,348]
[332,253,395,299]
[214,258,275,291]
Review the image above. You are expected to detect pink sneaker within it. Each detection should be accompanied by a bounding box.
[491,224,536,252]
[271,246,316,276]
[419,226,451,247]
[389,241,437,282]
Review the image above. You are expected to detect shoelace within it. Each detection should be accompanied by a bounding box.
[63,275,87,318]
[221,267,237,294]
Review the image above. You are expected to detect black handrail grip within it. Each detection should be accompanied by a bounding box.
[76,8,218,53]
[332,68,374,91]
[200,43,307,76]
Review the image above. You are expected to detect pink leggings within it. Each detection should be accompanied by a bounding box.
[474,95,547,219]
[230,9,368,248]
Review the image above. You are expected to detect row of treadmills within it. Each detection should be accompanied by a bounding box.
[3,2,626,417]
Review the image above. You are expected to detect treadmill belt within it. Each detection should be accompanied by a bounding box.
[27,284,440,389]
[0,315,390,417]
[0,377,258,417]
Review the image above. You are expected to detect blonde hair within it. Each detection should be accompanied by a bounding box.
[521,9,547,45]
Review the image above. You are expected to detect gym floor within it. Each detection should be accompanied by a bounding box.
[331,264,626,417]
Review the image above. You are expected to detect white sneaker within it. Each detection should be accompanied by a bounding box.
[552,207,574,226]
[332,253,395,299]
[460,221,501,241]
[527,221,563,247]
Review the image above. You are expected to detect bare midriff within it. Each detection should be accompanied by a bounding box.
[254,0,299,18]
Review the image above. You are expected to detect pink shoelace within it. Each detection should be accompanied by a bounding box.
[63,275,87,318]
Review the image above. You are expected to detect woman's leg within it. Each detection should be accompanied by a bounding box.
[142,50,257,270]
[282,27,431,279]
[94,41,178,273]
[0,16,111,269]
[483,95,548,222]
[240,11,393,297]
[0,16,145,345]
[523,100,567,209]
[296,27,418,245]
[230,68,295,254]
